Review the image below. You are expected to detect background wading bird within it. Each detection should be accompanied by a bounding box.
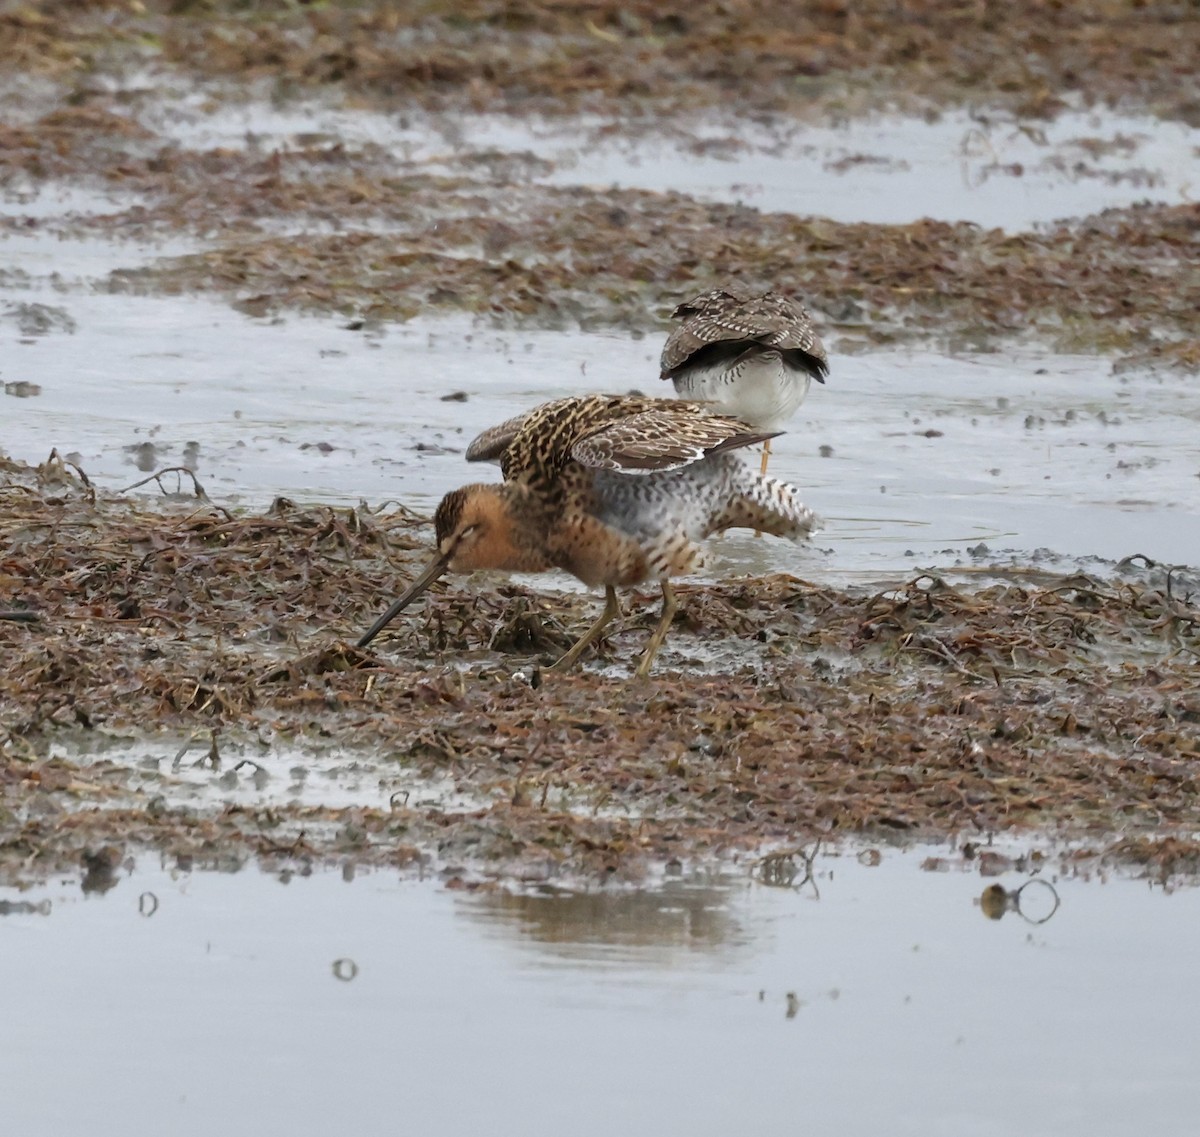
[357,394,818,678]
[660,288,829,476]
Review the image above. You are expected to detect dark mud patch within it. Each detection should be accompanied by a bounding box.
[3,453,1199,887]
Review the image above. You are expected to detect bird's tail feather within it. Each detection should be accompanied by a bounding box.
[711,475,820,540]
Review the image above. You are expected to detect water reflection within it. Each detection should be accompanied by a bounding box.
[79,847,125,896]
[1,846,1196,1136]
[458,844,1071,966]
[462,873,748,961]
[0,898,52,916]
[979,879,1062,925]
[754,844,821,893]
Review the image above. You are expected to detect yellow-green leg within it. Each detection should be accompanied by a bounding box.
[754,439,772,537]
[549,585,620,673]
[633,581,677,680]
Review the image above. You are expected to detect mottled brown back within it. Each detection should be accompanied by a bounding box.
[475,394,774,490]
[660,290,828,380]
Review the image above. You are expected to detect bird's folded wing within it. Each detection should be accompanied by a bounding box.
[465,410,534,463]
[571,409,778,473]
[660,318,748,375]
[661,294,826,374]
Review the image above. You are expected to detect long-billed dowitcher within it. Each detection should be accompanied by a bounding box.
[356,394,818,678]
[660,288,828,475]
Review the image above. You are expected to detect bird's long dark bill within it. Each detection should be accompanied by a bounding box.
[356,552,451,649]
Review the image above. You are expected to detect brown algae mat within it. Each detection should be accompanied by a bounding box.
[3,1,1200,885]
[3,100,1198,366]
[2,454,1199,886]
[4,0,1199,123]
[3,3,1200,368]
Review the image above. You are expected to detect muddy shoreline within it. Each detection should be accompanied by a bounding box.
[2,454,1198,887]
[3,2,1199,888]
[3,3,1199,364]
[6,1,1200,124]
[4,96,1198,365]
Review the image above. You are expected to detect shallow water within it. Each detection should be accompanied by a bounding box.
[74,735,499,814]
[4,287,1199,579]
[2,848,1195,1137]
[12,94,1194,232]
[143,95,1200,231]
[520,109,1200,231]
[5,94,1199,581]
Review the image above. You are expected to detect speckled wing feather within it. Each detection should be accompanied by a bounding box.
[465,409,536,463]
[497,394,667,484]
[571,408,779,474]
[669,287,748,321]
[660,291,828,378]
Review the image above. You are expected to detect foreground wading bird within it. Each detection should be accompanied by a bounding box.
[356,394,818,678]
[661,288,829,476]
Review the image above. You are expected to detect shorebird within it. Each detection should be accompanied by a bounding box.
[356,394,818,678]
[660,288,829,475]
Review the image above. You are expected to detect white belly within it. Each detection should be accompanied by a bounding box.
[670,351,811,429]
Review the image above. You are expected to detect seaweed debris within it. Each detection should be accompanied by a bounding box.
[3,453,1199,887]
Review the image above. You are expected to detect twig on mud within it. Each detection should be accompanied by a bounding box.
[120,466,209,500]
[172,729,220,770]
[0,728,40,763]
[900,631,981,679]
[0,610,40,623]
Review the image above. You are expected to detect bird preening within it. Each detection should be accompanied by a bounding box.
[357,289,828,678]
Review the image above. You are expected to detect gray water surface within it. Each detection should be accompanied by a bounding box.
[2,849,1195,1137]
[134,95,1200,231]
[5,289,1198,579]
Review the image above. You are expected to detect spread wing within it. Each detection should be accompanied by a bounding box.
[465,409,535,463]
[571,408,778,474]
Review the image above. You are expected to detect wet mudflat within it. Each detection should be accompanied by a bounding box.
[5,0,1199,125]
[5,94,1198,368]
[2,5,1200,1130]
[3,452,1199,885]
[6,290,1200,576]
[3,849,1197,1137]
[0,1,1197,863]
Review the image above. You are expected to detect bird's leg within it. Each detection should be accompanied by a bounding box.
[549,585,620,673]
[633,581,677,681]
[754,439,772,537]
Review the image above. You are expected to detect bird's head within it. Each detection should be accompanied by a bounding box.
[356,484,545,649]
[432,483,528,573]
